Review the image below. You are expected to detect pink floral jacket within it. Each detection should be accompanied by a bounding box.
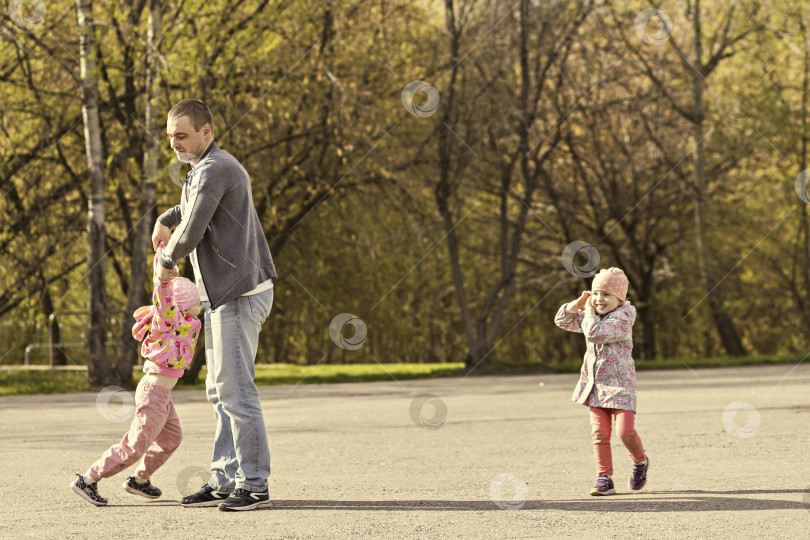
[554,302,637,412]
[131,251,201,378]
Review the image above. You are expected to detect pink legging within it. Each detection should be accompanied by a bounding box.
[589,407,645,476]
[88,378,182,482]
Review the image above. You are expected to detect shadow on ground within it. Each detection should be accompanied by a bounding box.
[270,490,810,512]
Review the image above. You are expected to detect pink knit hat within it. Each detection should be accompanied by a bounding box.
[171,277,201,311]
[591,267,628,302]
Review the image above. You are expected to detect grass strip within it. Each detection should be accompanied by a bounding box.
[0,353,805,396]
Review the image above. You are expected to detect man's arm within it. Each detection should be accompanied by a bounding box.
[152,205,182,251]
[153,243,178,283]
[152,223,171,252]
[159,161,229,269]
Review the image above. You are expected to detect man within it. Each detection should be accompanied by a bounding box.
[152,99,277,512]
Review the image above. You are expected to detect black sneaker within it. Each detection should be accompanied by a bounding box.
[181,484,231,507]
[71,474,107,506]
[122,476,162,499]
[218,488,271,511]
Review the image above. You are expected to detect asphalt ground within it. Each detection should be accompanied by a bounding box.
[1,364,809,539]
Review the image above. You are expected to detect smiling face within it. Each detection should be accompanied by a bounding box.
[591,290,621,315]
[167,115,211,165]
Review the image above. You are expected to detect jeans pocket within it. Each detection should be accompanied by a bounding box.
[247,291,273,325]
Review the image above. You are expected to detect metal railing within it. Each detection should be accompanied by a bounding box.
[24,341,121,367]
[14,310,133,370]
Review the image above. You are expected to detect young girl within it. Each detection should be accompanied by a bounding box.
[554,267,649,496]
[71,245,202,506]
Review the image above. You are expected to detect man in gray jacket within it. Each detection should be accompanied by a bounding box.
[152,99,277,512]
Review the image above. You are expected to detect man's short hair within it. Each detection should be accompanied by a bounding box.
[169,99,214,134]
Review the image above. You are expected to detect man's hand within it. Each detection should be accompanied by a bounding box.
[157,263,179,284]
[152,222,171,251]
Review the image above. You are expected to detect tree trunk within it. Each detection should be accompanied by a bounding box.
[180,330,206,384]
[635,301,656,361]
[113,0,161,385]
[794,15,810,332]
[174,233,206,381]
[436,0,479,369]
[624,264,655,361]
[39,287,67,366]
[690,0,745,356]
[77,0,111,385]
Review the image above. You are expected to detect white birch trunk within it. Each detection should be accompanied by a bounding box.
[77,0,110,384]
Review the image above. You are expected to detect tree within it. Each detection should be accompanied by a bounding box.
[113,0,162,385]
[558,91,690,359]
[433,0,592,368]
[612,0,765,356]
[76,0,110,384]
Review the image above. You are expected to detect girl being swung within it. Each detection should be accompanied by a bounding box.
[71,245,202,506]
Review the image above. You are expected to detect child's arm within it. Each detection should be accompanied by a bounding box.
[149,247,182,335]
[153,243,179,284]
[151,246,172,290]
[554,291,591,332]
[584,304,636,343]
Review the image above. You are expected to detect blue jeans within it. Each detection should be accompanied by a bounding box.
[202,287,273,492]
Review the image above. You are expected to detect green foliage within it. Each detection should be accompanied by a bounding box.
[0,0,807,375]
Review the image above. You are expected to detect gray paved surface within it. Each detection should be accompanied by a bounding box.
[1,364,809,539]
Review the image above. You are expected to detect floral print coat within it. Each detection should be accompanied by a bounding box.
[131,251,201,378]
[554,302,637,412]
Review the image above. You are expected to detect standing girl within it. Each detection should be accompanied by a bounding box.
[554,267,649,496]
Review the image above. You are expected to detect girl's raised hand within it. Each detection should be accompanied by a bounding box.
[583,293,596,316]
[567,290,591,312]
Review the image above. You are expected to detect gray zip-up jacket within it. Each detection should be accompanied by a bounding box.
[158,141,277,310]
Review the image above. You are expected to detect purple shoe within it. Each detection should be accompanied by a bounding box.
[590,475,615,496]
[629,456,649,491]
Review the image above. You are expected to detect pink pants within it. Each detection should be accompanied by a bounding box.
[88,378,182,482]
[589,407,645,476]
